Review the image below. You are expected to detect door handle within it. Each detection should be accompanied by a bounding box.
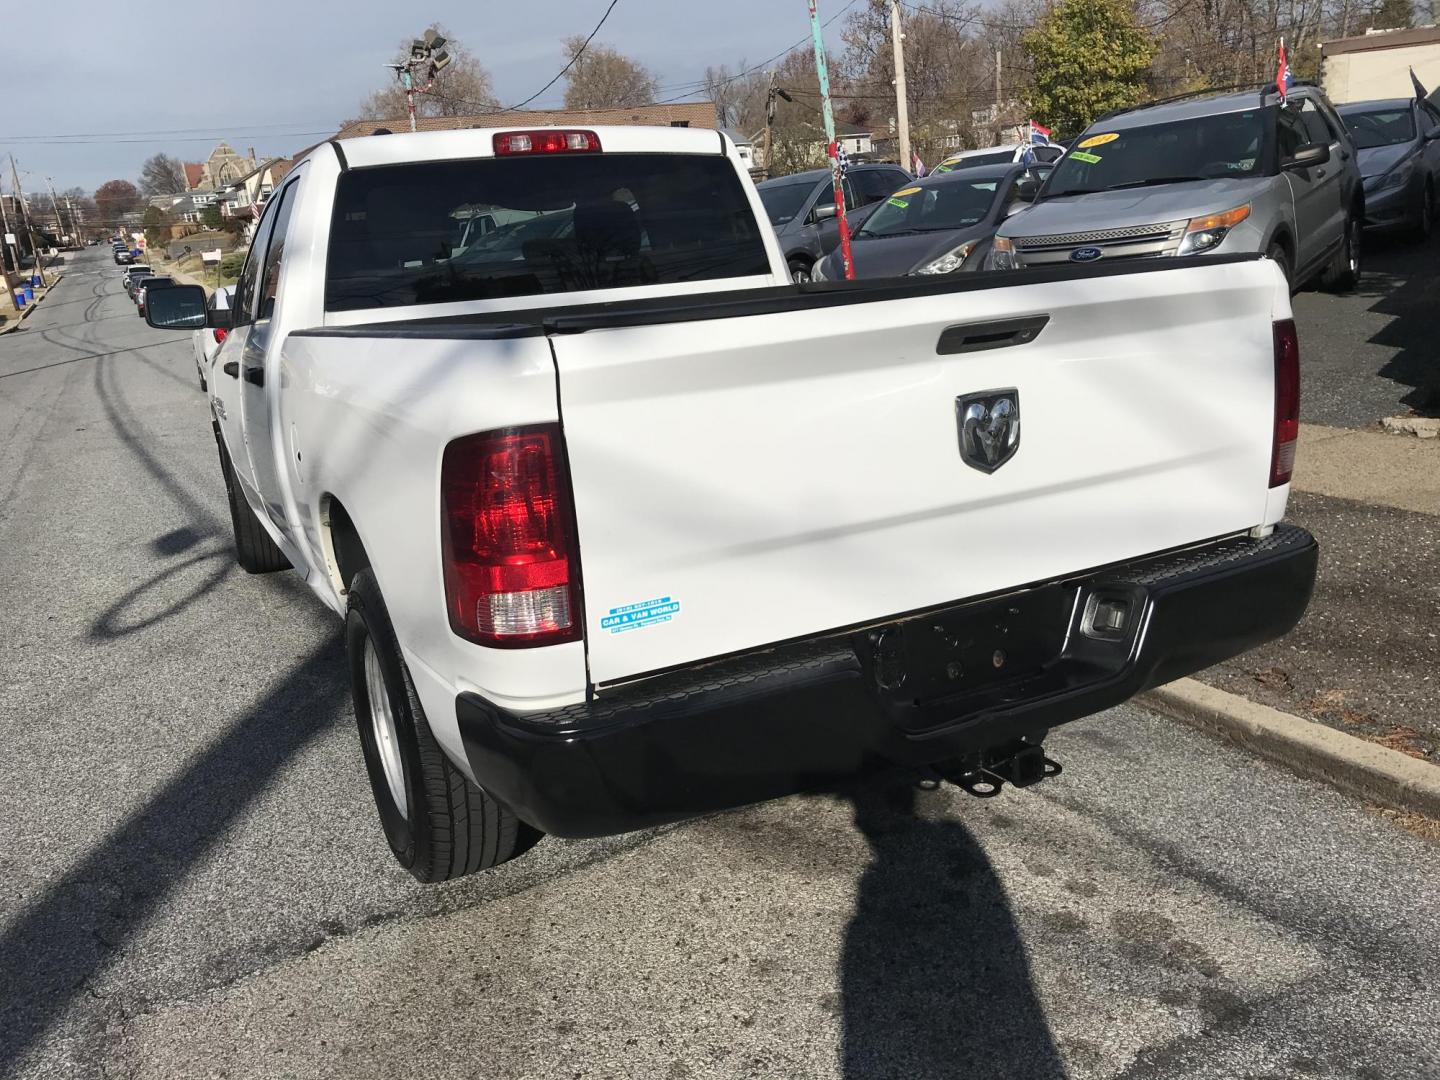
[937,315,1050,355]
[242,365,264,387]
[222,361,239,379]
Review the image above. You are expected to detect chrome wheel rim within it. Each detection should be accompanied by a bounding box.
[791,266,810,283]
[1349,222,1360,275]
[363,638,408,819]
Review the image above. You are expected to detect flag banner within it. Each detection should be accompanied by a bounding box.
[1276,39,1293,100]
[912,150,927,177]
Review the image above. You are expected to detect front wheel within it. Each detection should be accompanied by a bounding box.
[216,437,289,574]
[345,568,540,882]
[788,259,812,284]
[1266,241,1292,292]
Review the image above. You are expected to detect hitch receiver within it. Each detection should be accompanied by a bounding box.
[936,739,1062,799]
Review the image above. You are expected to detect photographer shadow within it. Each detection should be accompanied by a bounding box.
[840,777,1066,1079]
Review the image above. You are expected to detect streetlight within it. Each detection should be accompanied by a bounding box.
[388,27,453,132]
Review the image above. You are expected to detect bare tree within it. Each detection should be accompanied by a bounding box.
[561,37,659,110]
[138,154,187,196]
[704,63,771,131]
[358,25,500,119]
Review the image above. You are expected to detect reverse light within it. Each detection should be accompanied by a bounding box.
[914,239,978,275]
[985,235,1018,271]
[1271,319,1300,487]
[441,425,582,647]
[492,129,601,156]
[1178,203,1250,255]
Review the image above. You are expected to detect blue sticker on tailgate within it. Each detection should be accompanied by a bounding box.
[601,596,681,634]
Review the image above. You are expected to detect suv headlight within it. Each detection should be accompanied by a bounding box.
[984,235,1018,271]
[1177,203,1251,256]
[913,240,978,275]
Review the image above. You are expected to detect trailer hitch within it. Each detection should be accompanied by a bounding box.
[935,740,1061,798]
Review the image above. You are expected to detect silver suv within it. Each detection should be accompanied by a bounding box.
[989,84,1364,290]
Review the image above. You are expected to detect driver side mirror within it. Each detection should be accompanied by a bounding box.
[1015,178,1040,202]
[812,203,837,223]
[142,283,209,330]
[1283,141,1331,170]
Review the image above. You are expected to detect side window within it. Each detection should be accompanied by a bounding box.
[852,169,902,205]
[1422,103,1440,136]
[1034,146,1063,163]
[232,198,282,327]
[1277,106,1308,159]
[256,181,300,323]
[811,178,858,218]
[1299,99,1334,146]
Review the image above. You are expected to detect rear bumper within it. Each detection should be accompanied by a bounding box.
[458,525,1317,837]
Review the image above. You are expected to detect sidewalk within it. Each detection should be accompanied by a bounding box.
[0,266,66,335]
[1196,422,1440,766]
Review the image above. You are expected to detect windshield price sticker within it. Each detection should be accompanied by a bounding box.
[1078,133,1119,149]
[1071,151,1103,164]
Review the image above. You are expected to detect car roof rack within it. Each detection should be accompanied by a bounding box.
[1090,83,1267,125]
[1258,79,1319,102]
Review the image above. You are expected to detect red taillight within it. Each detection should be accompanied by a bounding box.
[213,328,228,344]
[1271,318,1300,487]
[492,129,601,156]
[441,425,581,647]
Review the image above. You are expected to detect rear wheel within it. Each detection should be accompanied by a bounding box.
[1322,213,1362,293]
[345,568,540,882]
[216,438,290,574]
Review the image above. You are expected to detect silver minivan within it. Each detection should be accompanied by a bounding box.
[989,84,1364,290]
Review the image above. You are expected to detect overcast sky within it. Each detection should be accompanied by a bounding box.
[6,0,861,194]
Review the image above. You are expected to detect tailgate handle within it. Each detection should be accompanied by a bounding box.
[937,316,1049,355]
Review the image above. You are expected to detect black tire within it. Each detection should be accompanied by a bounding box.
[198,371,207,393]
[788,258,812,284]
[345,568,539,882]
[1266,241,1292,292]
[1417,182,1434,242]
[216,437,290,574]
[1322,213,1362,293]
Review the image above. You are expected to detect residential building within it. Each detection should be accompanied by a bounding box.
[1321,25,1440,104]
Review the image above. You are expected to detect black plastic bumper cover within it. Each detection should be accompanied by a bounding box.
[458,525,1318,837]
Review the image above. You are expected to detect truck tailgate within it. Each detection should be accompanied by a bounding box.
[551,258,1284,686]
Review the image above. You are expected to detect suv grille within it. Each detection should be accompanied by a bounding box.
[1015,220,1188,266]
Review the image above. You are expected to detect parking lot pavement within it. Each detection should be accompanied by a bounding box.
[3,251,1437,1080]
[1294,229,1440,429]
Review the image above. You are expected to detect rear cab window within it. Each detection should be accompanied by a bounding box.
[325,153,770,312]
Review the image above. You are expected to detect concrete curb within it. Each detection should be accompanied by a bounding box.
[0,271,64,334]
[1140,678,1440,819]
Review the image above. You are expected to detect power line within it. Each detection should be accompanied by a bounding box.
[506,0,623,110]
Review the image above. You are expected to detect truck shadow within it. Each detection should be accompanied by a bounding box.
[1362,230,1440,417]
[840,777,1066,1079]
[0,637,348,1075]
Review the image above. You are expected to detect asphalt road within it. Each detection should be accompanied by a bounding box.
[1,249,1436,1080]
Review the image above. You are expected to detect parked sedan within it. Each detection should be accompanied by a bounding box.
[1338,96,1440,237]
[134,276,175,317]
[191,285,233,391]
[811,163,1042,281]
[933,141,1063,173]
[757,163,913,282]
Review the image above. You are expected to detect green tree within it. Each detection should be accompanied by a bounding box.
[1372,0,1414,30]
[1023,0,1155,137]
[201,204,223,230]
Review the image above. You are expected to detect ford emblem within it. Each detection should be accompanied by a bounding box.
[1070,246,1103,263]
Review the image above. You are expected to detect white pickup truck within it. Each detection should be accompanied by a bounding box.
[144,125,1317,882]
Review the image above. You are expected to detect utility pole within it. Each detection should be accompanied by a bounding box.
[44,177,68,246]
[10,157,46,287]
[66,195,82,243]
[994,49,1004,143]
[761,71,778,180]
[890,0,912,173]
[807,0,855,281]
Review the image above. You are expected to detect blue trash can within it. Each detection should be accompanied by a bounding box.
[13,291,24,307]
[22,286,33,303]
[29,274,41,288]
